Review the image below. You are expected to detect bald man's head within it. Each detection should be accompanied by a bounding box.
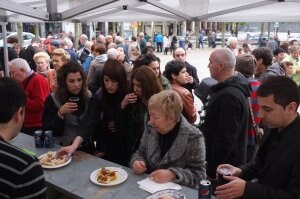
[212,48,236,70]
[208,48,236,81]
[173,47,186,62]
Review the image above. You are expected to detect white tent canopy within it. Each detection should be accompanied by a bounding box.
[1,0,299,76]
[1,0,300,23]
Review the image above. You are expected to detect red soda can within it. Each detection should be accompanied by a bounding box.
[199,179,212,199]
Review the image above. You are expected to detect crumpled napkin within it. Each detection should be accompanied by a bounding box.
[137,177,182,194]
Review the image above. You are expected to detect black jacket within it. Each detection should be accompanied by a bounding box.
[19,45,45,71]
[78,89,129,166]
[183,61,200,94]
[201,73,251,178]
[0,47,18,73]
[240,115,300,199]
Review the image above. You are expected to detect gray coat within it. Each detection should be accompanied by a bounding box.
[130,116,206,188]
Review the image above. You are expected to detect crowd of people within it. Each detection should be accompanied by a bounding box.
[0,30,300,199]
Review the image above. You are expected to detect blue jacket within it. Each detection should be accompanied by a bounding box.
[155,34,163,43]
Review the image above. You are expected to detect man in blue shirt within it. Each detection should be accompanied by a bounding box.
[155,32,164,53]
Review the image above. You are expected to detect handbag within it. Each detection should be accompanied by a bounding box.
[248,98,264,144]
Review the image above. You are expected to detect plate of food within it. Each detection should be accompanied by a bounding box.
[146,189,186,199]
[90,167,128,186]
[39,151,71,169]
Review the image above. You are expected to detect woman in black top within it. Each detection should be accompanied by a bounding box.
[57,59,130,166]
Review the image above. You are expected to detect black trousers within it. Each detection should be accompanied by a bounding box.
[156,42,162,52]
[164,47,169,55]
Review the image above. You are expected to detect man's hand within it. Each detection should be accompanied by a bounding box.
[215,176,246,199]
[216,164,242,177]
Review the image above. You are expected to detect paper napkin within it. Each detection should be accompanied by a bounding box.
[137,177,182,194]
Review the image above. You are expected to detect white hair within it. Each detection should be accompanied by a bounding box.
[84,41,93,50]
[114,36,122,43]
[64,38,73,47]
[139,32,144,38]
[80,34,88,40]
[8,58,31,73]
[107,48,118,59]
[97,35,106,42]
[227,37,238,45]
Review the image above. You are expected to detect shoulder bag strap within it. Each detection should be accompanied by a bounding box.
[248,97,257,127]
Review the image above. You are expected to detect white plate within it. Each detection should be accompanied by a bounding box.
[90,167,128,186]
[146,189,186,199]
[39,152,72,169]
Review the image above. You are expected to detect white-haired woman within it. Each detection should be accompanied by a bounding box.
[33,51,53,78]
[130,90,206,188]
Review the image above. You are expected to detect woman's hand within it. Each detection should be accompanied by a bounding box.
[121,93,137,109]
[132,160,147,174]
[56,136,83,158]
[149,169,177,183]
[59,102,78,115]
[56,145,76,158]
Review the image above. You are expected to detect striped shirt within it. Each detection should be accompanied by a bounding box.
[0,136,47,199]
[247,79,262,145]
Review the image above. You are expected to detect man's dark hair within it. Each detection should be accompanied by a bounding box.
[164,60,186,82]
[7,36,18,44]
[131,36,137,42]
[252,47,273,66]
[133,54,159,70]
[0,77,26,123]
[257,76,300,109]
[141,46,155,55]
[289,39,298,46]
[273,48,285,57]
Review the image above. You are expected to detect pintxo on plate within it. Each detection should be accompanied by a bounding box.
[39,151,69,167]
[97,167,118,184]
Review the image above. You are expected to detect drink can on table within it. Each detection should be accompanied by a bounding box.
[44,130,54,148]
[34,130,44,148]
[199,179,212,199]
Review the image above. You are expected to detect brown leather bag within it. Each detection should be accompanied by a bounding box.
[248,98,264,144]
